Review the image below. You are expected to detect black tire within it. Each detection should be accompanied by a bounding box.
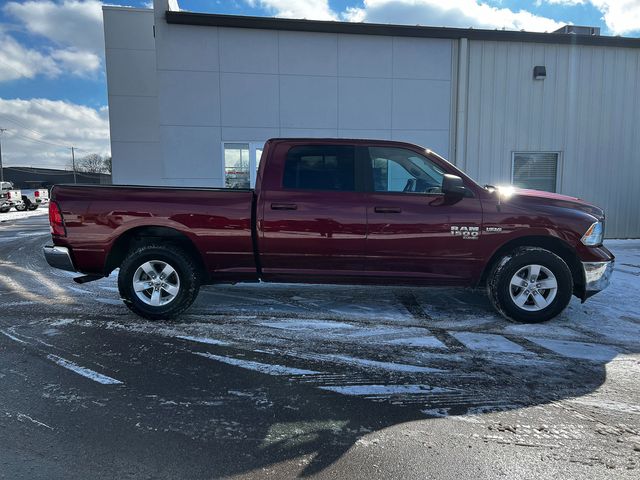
[14,204,26,211]
[118,243,200,320]
[487,247,573,323]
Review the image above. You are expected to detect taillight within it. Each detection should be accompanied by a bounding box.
[35,191,40,197]
[49,201,66,236]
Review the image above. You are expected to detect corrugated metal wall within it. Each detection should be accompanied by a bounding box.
[462,40,640,238]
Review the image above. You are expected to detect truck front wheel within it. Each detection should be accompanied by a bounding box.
[487,247,573,323]
[118,244,200,320]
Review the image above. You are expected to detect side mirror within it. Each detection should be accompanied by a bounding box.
[442,174,466,196]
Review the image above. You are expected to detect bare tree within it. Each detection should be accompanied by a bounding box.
[103,156,112,174]
[77,153,109,173]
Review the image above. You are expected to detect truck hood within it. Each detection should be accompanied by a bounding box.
[496,186,604,220]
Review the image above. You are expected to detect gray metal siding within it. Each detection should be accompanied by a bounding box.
[464,40,640,238]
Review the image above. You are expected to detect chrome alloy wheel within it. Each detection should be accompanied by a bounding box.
[132,260,180,306]
[509,264,558,312]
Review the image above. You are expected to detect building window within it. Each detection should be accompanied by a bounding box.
[283,145,355,191]
[223,142,264,189]
[512,152,560,193]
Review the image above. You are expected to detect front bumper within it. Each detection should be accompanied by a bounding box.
[581,260,614,300]
[43,245,76,272]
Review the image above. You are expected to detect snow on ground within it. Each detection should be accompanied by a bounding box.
[0,207,48,223]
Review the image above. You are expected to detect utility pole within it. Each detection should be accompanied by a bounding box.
[70,146,77,184]
[0,128,6,184]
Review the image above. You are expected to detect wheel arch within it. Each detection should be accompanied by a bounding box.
[104,226,207,279]
[479,235,584,296]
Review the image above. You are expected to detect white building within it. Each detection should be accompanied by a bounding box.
[103,0,640,238]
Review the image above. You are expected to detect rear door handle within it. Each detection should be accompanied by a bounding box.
[374,206,401,214]
[271,203,298,211]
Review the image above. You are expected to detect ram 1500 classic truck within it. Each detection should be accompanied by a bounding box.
[44,138,614,323]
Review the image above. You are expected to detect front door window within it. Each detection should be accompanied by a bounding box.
[369,146,445,194]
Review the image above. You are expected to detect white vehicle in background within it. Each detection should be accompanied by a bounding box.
[0,182,10,213]
[3,188,26,211]
[22,188,49,205]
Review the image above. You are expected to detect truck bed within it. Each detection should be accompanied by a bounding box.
[51,184,258,280]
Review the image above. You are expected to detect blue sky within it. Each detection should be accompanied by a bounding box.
[0,0,638,168]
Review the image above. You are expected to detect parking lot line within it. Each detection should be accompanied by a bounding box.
[193,351,321,375]
[0,329,29,344]
[46,354,123,385]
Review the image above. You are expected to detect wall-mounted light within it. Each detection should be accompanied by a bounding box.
[533,66,546,80]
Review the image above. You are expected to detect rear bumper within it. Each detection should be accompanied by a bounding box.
[581,260,614,300]
[43,245,76,272]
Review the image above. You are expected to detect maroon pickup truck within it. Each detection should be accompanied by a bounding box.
[44,138,613,323]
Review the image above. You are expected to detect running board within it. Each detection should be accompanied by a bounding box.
[73,275,104,284]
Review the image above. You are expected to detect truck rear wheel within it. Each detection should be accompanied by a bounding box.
[118,244,200,320]
[487,247,573,323]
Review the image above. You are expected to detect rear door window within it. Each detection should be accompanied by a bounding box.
[283,146,355,191]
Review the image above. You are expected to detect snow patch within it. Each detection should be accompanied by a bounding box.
[567,397,640,415]
[317,354,446,373]
[319,384,452,396]
[422,407,450,417]
[0,208,48,223]
[451,332,532,355]
[385,336,447,349]
[176,335,230,346]
[525,337,620,362]
[258,319,356,331]
[49,318,75,327]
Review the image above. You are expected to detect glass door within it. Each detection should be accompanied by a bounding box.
[223,143,250,189]
[223,142,265,189]
[249,143,264,188]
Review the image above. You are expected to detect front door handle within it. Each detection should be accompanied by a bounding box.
[374,206,401,213]
[271,203,298,211]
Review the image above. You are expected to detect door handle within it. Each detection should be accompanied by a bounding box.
[374,206,401,213]
[271,203,298,210]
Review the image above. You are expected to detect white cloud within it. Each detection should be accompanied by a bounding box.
[589,0,640,35]
[540,0,586,4]
[0,98,110,168]
[0,29,61,81]
[50,48,102,76]
[539,0,640,35]
[1,0,104,81]
[246,0,337,20]
[4,1,104,55]
[343,0,565,32]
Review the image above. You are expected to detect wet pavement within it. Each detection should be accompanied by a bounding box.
[1,213,639,479]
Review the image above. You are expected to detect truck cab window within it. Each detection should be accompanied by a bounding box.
[283,146,355,191]
[369,147,445,194]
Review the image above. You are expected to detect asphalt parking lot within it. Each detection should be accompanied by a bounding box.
[1,212,639,479]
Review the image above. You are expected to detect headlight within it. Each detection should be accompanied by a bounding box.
[581,221,604,246]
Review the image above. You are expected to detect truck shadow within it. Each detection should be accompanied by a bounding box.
[83,284,630,478]
[129,325,614,478]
